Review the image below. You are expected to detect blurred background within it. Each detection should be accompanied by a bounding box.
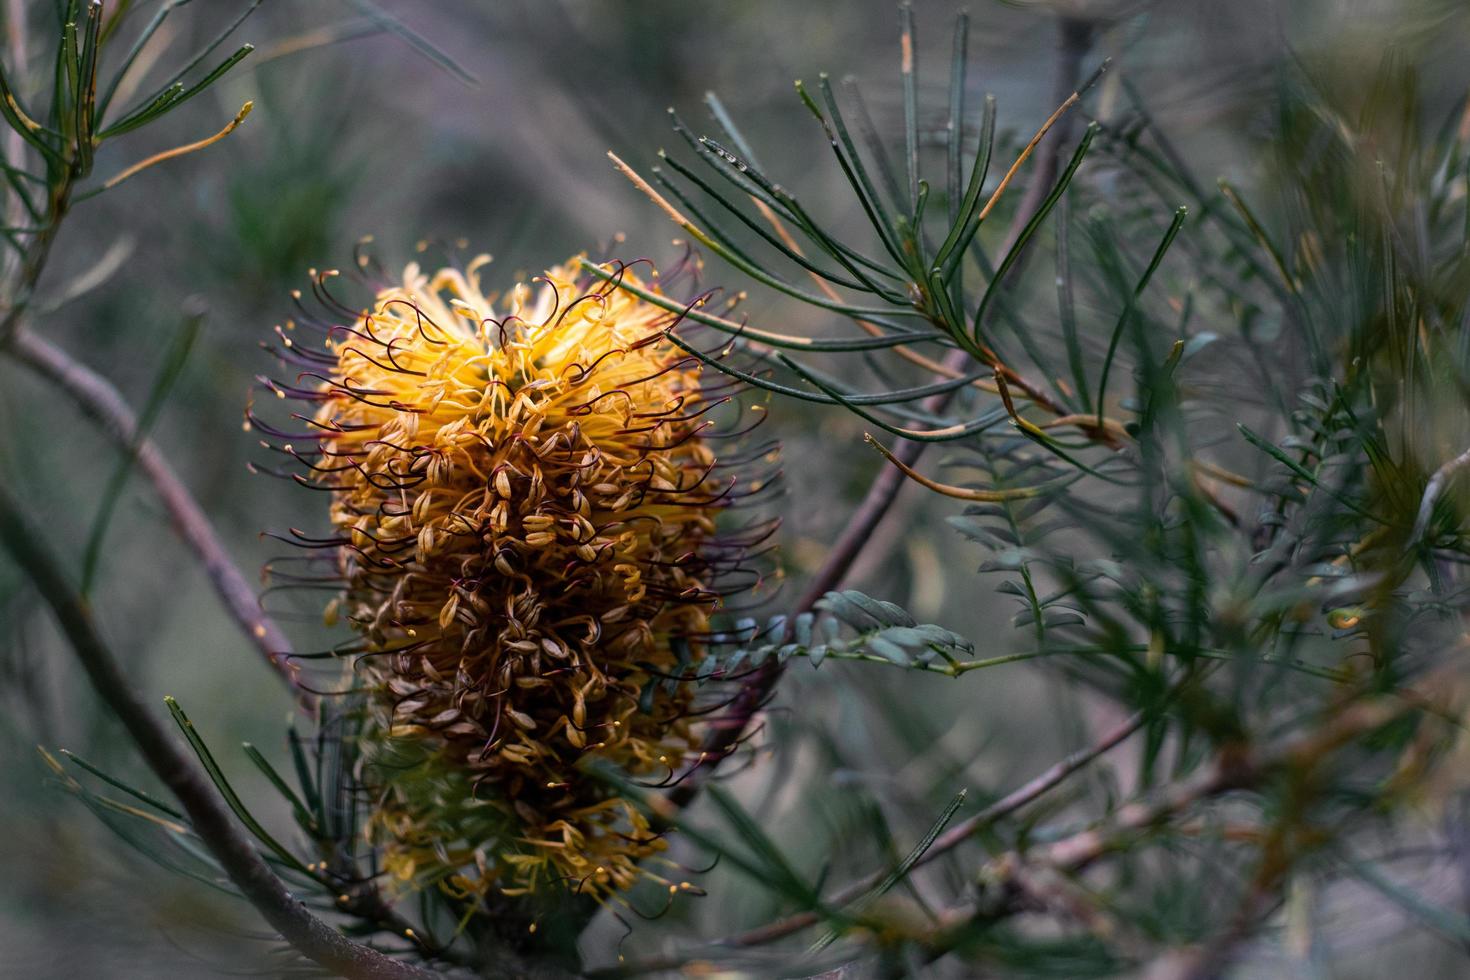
[1,0,1468,976]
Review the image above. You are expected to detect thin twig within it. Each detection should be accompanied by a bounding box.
[6,325,312,708]
[928,709,1147,862]
[621,645,1460,977]
[921,681,1453,971]
[846,681,1448,977]
[604,708,1145,976]
[0,482,440,980]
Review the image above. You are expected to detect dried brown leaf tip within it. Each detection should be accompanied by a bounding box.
[256,250,778,900]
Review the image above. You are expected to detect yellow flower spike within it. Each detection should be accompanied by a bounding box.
[258,249,778,902]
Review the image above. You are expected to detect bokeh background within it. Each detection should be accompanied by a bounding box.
[1,0,1468,976]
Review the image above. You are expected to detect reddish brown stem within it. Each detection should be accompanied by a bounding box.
[7,326,313,709]
[0,482,439,980]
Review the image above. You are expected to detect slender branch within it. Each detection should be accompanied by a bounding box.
[6,325,312,708]
[0,482,439,980]
[790,686,1431,977]
[931,709,1147,858]
[631,682,1427,978]
[603,707,1144,977]
[911,682,1451,971]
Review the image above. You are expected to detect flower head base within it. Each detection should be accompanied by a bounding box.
[256,251,776,899]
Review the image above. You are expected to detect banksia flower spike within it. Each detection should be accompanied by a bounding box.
[253,249,778,903]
